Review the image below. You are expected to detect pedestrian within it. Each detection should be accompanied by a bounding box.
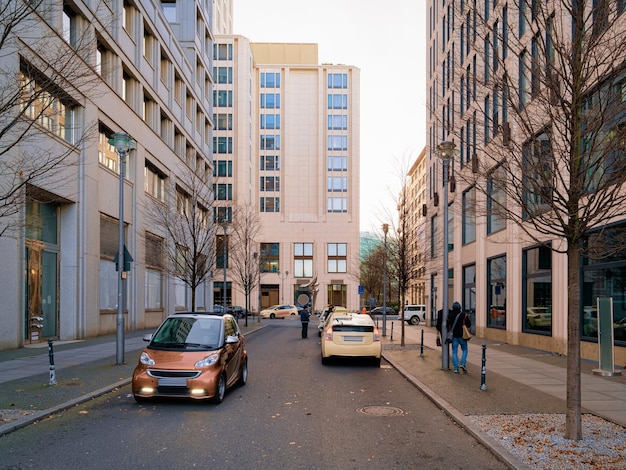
[300,306,311,338]
[447,301,471,373]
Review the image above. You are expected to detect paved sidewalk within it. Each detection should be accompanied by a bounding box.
[1,317,625,468]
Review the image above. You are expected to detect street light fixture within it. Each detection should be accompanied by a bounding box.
[108,131,136,365]
[278,270,289,304]
[382,223,389,337]
[436,140,455,371]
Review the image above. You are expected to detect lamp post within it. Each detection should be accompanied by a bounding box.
[254,252,261,322]
[278,270,289,304]
[436,140,455,371]
[108,131,136,365]
[382,223,389,337]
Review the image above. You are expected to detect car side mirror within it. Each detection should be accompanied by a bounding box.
[143,334,153,342]
[225,335,239,344]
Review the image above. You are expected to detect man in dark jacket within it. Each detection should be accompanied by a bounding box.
[447,301,471,373]
[300,306,311,338]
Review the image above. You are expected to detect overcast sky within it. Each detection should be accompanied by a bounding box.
[233,0,427,233]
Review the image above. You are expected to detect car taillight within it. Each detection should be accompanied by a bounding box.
[373,326,381,342]
[325,328,333,341]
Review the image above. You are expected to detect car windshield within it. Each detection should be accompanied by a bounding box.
[150,317,221,350]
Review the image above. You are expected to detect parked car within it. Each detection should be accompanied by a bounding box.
[131,312,247,404]
[260,304,298,319]
[230,306,250,318]
[318,306,349,336]
[370,306,396,316]
[321,311,382,366]
[526,307,552,329]
[400,305,427,325]
[212,305,233,315]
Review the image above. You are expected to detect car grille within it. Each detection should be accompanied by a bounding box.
[148,369,201,379]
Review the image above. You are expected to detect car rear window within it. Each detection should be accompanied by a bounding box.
[332,325,374,332]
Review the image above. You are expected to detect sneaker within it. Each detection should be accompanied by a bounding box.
[460,365,467,372]
[453,369,459,374]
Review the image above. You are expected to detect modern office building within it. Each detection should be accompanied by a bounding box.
[424,1,626,364]
[212,37,361,312]
[0,1,218,350]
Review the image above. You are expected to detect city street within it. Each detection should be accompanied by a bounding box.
[0,318,506,469]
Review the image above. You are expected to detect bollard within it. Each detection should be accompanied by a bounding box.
[480,343,487,391]
[390,321,394,341]
[48,338,57,386]
[420,329,424,357]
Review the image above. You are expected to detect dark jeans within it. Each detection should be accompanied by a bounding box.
[301,322,309,338]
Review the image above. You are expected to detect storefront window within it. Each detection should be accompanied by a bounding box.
[463,264,476,334]
[523,245,552,335]
[487,255,507,328]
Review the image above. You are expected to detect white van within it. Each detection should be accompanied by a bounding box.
[402,305,426,325]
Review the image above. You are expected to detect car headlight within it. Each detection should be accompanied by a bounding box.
[140,352,155,366]
[195,352,219,367]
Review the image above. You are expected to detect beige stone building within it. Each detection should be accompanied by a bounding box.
[424,0,626,364]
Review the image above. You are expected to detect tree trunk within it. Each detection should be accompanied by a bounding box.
[566,242,582,440]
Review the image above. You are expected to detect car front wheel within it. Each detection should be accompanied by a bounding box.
[212,373,226,404]
[409,316,420,326]
[270,313,276,319]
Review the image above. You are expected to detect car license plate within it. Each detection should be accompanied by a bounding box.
[343,336,363,342]
[158,377,187,387]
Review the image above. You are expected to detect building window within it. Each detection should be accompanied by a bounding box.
[213,206,232,223]
[63,6,79,48]
[463,264,476,332]
[522,130,552,218]
[145,161,165,201]
[214,66,233,84]
[99,216,127,310]
[260,72,281,88]
[214,113,232,130]
[261,114,281,129]
[328,115,348,130]
[216,233,228,269]
[327,135,348,151]
[145,234,164,309]
[487,255,507,329]
[260,176,280,192]
[260,156,280,171]
[327,177,347,192]
[327,156,348,171]
[214,90,232,107]
[213,160,232,177]
[214,43,233,60]
[260,243,279,272]
[143,23,155,64]
[294,243,313,277]
[327,94,348,109]
[214,184,232,201]
[20,64,77,144]
[214,136,233,154]
[327,197,347,213]
[462,186,476,245]
[328,243,347,273]
[261,135,280,150]
[328,73,348,88]
[161,0,177,22]
[487,164,507,234]
[523,245,552,335]
[260,197,280,213]
[260,93,280,108]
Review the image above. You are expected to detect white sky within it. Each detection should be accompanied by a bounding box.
[232,0,427,233]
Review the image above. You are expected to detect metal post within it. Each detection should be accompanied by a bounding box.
[480,344,487,391]
[420,329,424,358]
[48,338,57,385]
[436,141,455,371]
[116,149,126,365]
[382,223,389,337]
[222,221,227,312]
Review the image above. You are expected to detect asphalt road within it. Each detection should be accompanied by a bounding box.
[0,318,506,469]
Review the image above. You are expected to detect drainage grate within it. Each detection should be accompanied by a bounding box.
[356,405,404,417]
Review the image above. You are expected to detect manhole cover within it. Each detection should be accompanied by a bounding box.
[356,405,404,417]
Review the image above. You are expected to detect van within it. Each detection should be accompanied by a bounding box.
[402,305,426,325]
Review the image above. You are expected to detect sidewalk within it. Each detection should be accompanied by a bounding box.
[1,317,625,466]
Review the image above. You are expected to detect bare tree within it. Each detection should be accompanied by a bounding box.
[146,162,217,312]
[0,1,109,236]
[437,1,626,439]
[228,202,261,326]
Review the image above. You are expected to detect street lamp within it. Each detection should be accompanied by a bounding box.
[382,223,389,337]
[108,131,136,365]
[436,140,455,371]
[254,252,261,323]
[278,270,289,304]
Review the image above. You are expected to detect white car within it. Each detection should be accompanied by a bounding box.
[400,305,426,325]
[260,304,298,319]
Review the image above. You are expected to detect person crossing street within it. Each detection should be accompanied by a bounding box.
[300,306,310,338]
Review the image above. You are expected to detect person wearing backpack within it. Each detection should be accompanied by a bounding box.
[447,301,471,373]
